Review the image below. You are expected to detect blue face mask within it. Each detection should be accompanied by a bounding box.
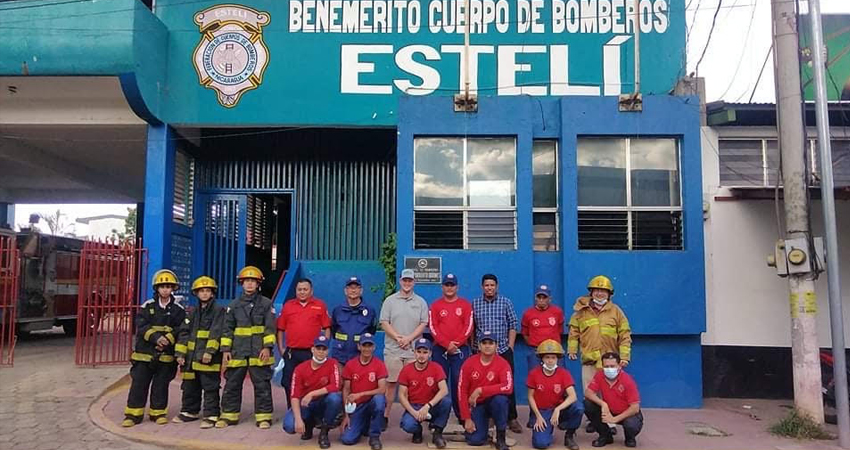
[603,367,619,380]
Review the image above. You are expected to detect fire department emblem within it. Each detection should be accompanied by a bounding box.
[548,317,556,326]
[368,372,376,382]
[471,371,480,380]
[554,384,562,394]
[455,308,463,316]
[426,377,435,386]
[192,4,270,108]
[486,371,495,381]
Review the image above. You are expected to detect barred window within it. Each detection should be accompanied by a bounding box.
[577,137,682,250]
[173,150,195,226]
[414,137,516,250]
[533,140,558,251]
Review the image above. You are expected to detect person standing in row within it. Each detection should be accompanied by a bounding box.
[173,276,225,429]
[122,269,185,427]
[217,266,277,429]
[331,276,378,366]
[521,284,565,371]
[379,268,429,430]
[428,273,473,422]
[278,278,331,409]
[472,274,522,433]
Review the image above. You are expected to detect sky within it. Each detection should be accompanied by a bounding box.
[687,0,850,103]
[13,204,133,235]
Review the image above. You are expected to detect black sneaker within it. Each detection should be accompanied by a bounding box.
[301,427,314,440]
[412,430,423,444]
[592,435,614,447]
[564,431,579,450]
[625,438,637,448]
[369,436,383,450]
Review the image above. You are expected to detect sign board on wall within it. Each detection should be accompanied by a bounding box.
[150,0,686,125]
[800,15,850,101]
[404,256,442,283]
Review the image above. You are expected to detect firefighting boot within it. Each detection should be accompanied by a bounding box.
[495,430,509,450]
[172,412,199,423]
[121,419,136,428]
[258,420,271,429]
[369,436,383,450]
[200,418,217,429]
[431,427,447,449]
[318,426,331,449]
[564,430,579,450]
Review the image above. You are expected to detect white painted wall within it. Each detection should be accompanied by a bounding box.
[702,126,850,347]
[76,217,126,241]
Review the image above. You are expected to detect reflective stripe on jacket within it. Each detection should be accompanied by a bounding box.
[133,297,186,364]
[567,296,631,367]
[175,300,225,372]
[219,292,277,367]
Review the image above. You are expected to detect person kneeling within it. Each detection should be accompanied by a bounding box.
[459,331,513,450]
[527,339,584,450]
[398,338,451,448]
[340,333,388,450]
[583,352,642,448]
[283,336,343,449]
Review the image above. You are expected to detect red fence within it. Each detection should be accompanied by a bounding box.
[0,234,20,367]
[75,240,148,366]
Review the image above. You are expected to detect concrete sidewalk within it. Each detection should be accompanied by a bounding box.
[92,374,843,450]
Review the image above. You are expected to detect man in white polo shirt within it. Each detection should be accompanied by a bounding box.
[379,268,429,430]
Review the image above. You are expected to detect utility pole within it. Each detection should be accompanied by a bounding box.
[808,0,850,445]
[771,0,823,423]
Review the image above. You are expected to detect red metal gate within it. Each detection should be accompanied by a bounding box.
[75,240,148,366]
[0,234,20,367]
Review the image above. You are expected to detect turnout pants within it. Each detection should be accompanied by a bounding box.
[283,393,343,432]
[432,344,470,420]
[341,394,387,444]
[400,397,452,435]
[583,400,643,441]
[527,404,584,449]
[124,360,178,422]
[465,395,509,446]
[220,364,274,424]
[180,370,221,419]
[281,348,312,409]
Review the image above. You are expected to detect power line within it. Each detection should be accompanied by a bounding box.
[693,0,724,77]
[716,1,758,100]
[742,43,773,103]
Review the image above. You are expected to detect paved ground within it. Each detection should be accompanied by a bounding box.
[1,332,844,450]
[0,329,167,450]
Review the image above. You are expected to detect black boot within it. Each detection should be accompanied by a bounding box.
[369,436,383,450]
[564,430,579,450]
[318,426,331,449]
[412,429,423,444]
[301,420,315,440]
[495,430,510,450]
[591,432,613,448]
[432,427,447,449]
[585,423,596,433]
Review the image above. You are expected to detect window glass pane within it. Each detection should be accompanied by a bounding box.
[577,211,628,250]
[718,139,765,186]
[467,138,516,207]
[533,141,557,208]
[414,138,464,206]
[630,138,681,207]
[533,212,558,251]
[577,138,627,206]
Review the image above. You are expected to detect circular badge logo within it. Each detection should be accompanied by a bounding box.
[532,319,540,327]
[202,32,258,86]
[362,309,369,316]
[440,309,448,317]
[471,371,480,380]
[368,372,376,382]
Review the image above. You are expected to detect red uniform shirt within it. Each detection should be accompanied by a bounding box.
[457,354,513,420]
[587,370,640,415]
[291,358,341,400]
[526,366,575,410]
[398,361,447,405]
[277,297,331,349]
[521,305,565,347]
[342,356,388,404]
[429,297,474,350]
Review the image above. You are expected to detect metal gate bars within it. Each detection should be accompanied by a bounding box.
[0,233,20,367]
[75,240,148,366]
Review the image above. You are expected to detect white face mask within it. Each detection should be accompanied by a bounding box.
[603,367,619,379]
[312,356,327,365]
[543,362,558,372]
[345,402,357,414]
[592,298,608,306]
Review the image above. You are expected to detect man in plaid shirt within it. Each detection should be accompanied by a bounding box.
[471,274,522,433]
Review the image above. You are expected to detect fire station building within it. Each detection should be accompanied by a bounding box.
[0,0,704,407]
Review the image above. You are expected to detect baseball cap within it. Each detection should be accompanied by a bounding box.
[400,269,415,280]
[480,331,495,342]
[414,338,432,350]
[359,333,376,345]
[535,284,551,297]
[345,276,362,287]
[442,273,458,285]
[314,335,330,348]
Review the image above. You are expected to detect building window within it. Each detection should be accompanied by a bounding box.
[533,140,558,251]
[413,137,516,250]
[173,150,195,227]
[718,138,850,188]
[577,137,683,250]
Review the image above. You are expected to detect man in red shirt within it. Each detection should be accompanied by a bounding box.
[277,278,331,409]
[526,339,583,450]
[283,335,343,449]
[428,273,473,421]
[458,331,512,450]
[340,333,387,450]
[398,338,451,448]
[521,285,565,372]
[584,352,642,448]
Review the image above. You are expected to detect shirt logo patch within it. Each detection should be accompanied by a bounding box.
[368,372,376,382]
[554,384,562,394]
[537,384,544,391]
[353,374,360,381]
[362,309,369,316]
[486,371,495,381]
[411,380,419,387]
[617,385,625,393]
[532,319,540,327]
[426,377,435,386]
[471,371,480,380]
[440,309,448,317]
[548,317,557,326]
[320,376,328,385]
[455,308,462,316]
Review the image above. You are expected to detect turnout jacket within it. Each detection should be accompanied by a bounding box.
[132,296,186,363]
[567,296,632,367]
[220,292,277,367]
[175,301,226,372]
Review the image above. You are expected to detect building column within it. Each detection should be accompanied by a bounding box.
[0,203,14,229]
[142,124,176,278]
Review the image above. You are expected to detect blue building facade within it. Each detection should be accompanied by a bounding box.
[1,0,703,407]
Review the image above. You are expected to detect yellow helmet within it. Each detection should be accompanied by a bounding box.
[191,276,218,293]
[536,339,565,356]
[587,275,614,294]
[237,265,264,282]
[152,269,179,288]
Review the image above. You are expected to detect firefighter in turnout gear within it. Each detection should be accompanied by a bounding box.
[173,276,226,429]
[122,269,186,427]
[216,266,277,429]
